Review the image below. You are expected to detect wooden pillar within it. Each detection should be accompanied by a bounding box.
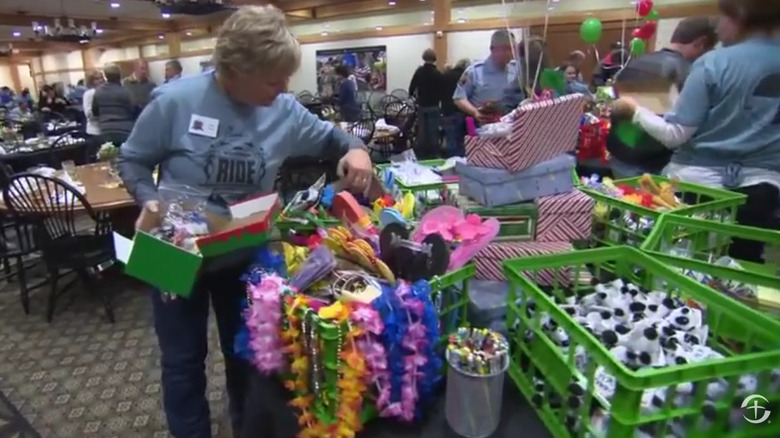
[167,32,182,58]
[432,0,451,69]
[81,47,96,73]
[7,58,23,93]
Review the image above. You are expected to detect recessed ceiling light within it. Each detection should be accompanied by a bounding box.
[110,2,120,8]
[161,13,170,18]
[185,31,192,36]
[11,31,20,37]
[96,29,104,34]
[321,31,328,36]
[457,18,466,23]
[375,26,383,30]
[388,1,396,5]
[158,34,164,39]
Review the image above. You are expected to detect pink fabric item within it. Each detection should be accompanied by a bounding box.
[414,206,499,270]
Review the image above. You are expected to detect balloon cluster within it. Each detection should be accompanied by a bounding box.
[630,0,660,56]
[579,0,661,57]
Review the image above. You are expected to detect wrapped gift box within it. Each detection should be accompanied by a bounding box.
[535,189,594,242]
[465,94,584,172]
[446,187,539,241]
[113,193,279,297]
[456,154,575,208]
[475,241,591,286]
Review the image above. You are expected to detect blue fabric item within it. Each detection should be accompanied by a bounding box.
[118,72,364,212]
[456,153,575,207]
[321,186,335,209]
[666,37,780,173]
[410,280,442,417]
[373,283,407,405]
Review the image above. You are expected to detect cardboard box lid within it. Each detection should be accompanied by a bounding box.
[196,193,280,249]
[616,79,677,114]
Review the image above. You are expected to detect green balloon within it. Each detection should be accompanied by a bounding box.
[645,9,660,21]
[580,17,603,44]
[630,37,646,56]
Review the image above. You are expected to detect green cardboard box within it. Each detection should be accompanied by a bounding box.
[113,193,280,297]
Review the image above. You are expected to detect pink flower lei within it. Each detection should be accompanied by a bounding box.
[395,282,429,422]
[349,303,392,411]
[244,272,288,374]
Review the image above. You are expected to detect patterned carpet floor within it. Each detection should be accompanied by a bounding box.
[0,267,232,438]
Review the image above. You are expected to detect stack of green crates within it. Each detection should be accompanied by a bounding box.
[578,175,747,246]
[642,215,780,317]
[502,246,780,438]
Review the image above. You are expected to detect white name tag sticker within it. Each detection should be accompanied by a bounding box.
[188,114,219,138]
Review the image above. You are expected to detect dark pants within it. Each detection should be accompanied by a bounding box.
[153,262,250,438]
[730,183,780,263]
[415,106,441,159]
[100,132,129,147]
[685,183,780,263]
[441,113,466,157]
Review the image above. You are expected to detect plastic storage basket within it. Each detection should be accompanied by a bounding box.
[376,159,453,191]
[430,265,474,344]
[642,215,780,315]
[578,175,746,246]
[503,246,780,438]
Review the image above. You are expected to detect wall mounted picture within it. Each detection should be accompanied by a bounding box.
[315,45,387,96]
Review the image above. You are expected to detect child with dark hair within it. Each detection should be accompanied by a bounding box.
[613,0,780,263]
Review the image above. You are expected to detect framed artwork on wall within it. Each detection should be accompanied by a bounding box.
[315,45,386,96]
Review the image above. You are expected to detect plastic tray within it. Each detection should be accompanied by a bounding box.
[503,246,780,438]
[376,159,450,191]
[578,175,746,246]
[642,215,780,313]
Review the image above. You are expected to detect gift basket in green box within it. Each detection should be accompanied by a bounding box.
[579,174,747,246]
[502,246,780,438]
[642,215,780,316]
[375,158,455,191]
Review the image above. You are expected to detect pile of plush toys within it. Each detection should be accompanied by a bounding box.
[236,176,500,437]
[583,174,683,210]
[523,277,780,437]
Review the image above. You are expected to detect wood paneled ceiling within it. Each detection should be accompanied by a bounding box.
[0,0,483,53]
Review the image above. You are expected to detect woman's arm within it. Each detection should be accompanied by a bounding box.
[289,97,364,160]
[630,58,712,149]
[83,89,95,121]
[118,95,172,206]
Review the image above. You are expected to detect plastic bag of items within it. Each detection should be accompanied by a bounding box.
[150,184,211,254]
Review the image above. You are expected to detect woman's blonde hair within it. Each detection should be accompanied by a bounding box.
[86,70,104,88]
[212,5,301,76]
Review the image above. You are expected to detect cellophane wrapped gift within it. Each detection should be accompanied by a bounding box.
[456,154,575,207]
[534,189,594,242]
[474,241,591,286]
[465,94,585,172]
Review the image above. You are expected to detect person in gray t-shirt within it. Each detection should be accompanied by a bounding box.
[122,59,156,108]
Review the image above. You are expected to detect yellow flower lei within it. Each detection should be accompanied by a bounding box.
[282,297,368,438]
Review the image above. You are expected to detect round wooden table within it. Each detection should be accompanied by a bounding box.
[69,162,135,211]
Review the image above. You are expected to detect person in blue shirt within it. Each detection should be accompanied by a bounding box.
[0,86,13,107]
[335,64,360,122]
[614,0,780,263]
[560,63,591,96]
[117,6,373,438]
[8,100,33,122]
[453,30,523,123]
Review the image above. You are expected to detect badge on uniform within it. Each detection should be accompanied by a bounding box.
[459,72,469,85]
[189,114,219,138]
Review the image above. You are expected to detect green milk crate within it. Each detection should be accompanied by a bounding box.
[375,159,451,191]
[642,215,780,315]
[503,246,780,438]
[429,264,474,343]
[578,175,746,246]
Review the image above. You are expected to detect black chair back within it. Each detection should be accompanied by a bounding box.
[3,173,99,244]
[348,119,375,145]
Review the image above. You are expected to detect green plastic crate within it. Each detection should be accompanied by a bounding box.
[430,264,474,343]
[503,246,780,438]
[642,215,780,313]
[579,175,746,246]
[375,159,451,191]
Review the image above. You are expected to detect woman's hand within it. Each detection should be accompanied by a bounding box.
[135,200,159,230]
[338,148,374,194]
[612,96,638,119]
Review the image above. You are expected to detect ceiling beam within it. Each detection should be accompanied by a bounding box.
[0,12,173,31]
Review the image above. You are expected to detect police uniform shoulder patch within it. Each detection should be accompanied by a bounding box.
[459,72,468,85]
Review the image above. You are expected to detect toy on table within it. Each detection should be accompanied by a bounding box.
[322,226,395,283]
[578,113,610,163]
[330,271,382,304]
[584,174,683,210]
[446,327,509,375]
[331,190,378,235]
[379,223,449,282]
[373,191,416,228]
[282,242,309,275]
[289,245,337,292]
[413,206,500,270]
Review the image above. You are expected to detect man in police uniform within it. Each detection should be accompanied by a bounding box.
[453,29,524,123]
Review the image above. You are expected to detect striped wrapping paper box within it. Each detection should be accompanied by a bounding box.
[535,189,594,242]
[474,241,591,286]
[465,94,585,173]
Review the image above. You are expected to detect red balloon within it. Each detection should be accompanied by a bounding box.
[639,20,658,38]
[636,0,654,17]
[632,28,644,39]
